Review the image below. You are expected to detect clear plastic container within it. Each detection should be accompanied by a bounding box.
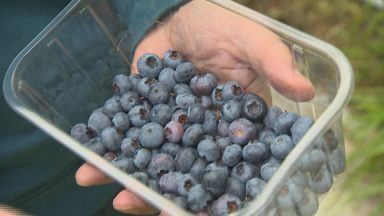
[3,0,354,215]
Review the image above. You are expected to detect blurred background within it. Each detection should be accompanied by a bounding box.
[235,0,384,215]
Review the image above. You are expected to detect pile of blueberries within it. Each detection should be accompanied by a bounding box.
[70,50,341,215]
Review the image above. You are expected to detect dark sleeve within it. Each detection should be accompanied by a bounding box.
[109,0,189,59]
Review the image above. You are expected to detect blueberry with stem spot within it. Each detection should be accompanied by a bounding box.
[120,91,140,112]
[113,74,132,95]
[128,105,150,127]
[211,194,242,216]
[163,49,184,69]
[165,121,184,143]
[121,137,141,157]
[222,81,244,102]
[137,53,163,78]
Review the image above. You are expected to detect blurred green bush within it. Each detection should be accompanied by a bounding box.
[236,0,384,215]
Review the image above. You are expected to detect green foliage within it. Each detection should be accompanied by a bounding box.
[235,0,384,214]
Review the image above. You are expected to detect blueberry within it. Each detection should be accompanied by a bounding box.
[125,127,140,139]
[133,148,152,169]
[187,104,205,124]
[308,165,333,194]
[328,148,345,175]
[263,106,283,129]
[101,127,122,151]
[222,144,243,167]
[139,122,164,148]
[178,174,198,196]
[173,83,193,95]
[243,142,269,164]
[225,177,246,200]
[317,129,339,151]
[231,162,258,183]
[111,157,136,173]
[175,62,196,83]
[173,196,188,209]
[121,137,140,157]
[242,94,268,121]
[137,77,157,98]
[128,74,141,91]
[132,171,149,184]
[187,184,212,212]
[275,182,304,208]
[270,135,294,160]
[148,179,159,192]
[150,104,172,126]
[190,158,207,181]
[165,121,184,143]
[228,118,256,145]
[211,84,225,107]
[222,81,244,102]
[84,138,106,155]
[297,191,318,216]
[202,162,229,197]
[197,138,220,162]
[260,160,280,182]
[71,123,92,143]
[198,95,213,109]
[289,170,308,187]
[218,119,230,137]
[147,153,175,179]
[172,109,189,125]
[203,110,218,136]
[103,151,117,161]
[273,112,299,135]
[259,130,277,148]
[211,194,242,216]
[112,74,132,95]
[221,99,243,122]
[190,73,218,96]
[137,53,163,78]
[158,67,177,90]
[163,49,184,69]
[245,177,266,199]
[176,93,197,109]
[148,83,170,105]
[88,111,112,135]
[182,124,204,147]
[175,147,198,173]
[159,171,182,194]
[160,142,182,158]
[128,105,150,127]
[298,148,326,172]
[217,137,232,154]
[120,91,140,112]
[103,97,122,118]
[291,116,314,144]
[112,112,130,132]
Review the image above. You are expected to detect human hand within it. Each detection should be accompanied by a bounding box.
[76,0,315,214]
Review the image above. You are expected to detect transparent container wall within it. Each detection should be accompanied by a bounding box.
[5,0,353,215]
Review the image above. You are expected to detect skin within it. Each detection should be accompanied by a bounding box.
[76,0,315,214]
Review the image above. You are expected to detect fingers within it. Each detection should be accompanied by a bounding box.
[238,21,315,102]
[75,163,113,186]
[113,189,157,215]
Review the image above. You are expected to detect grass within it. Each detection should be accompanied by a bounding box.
[235,0,384,215]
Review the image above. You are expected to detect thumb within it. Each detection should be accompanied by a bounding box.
[239,23,315,102]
